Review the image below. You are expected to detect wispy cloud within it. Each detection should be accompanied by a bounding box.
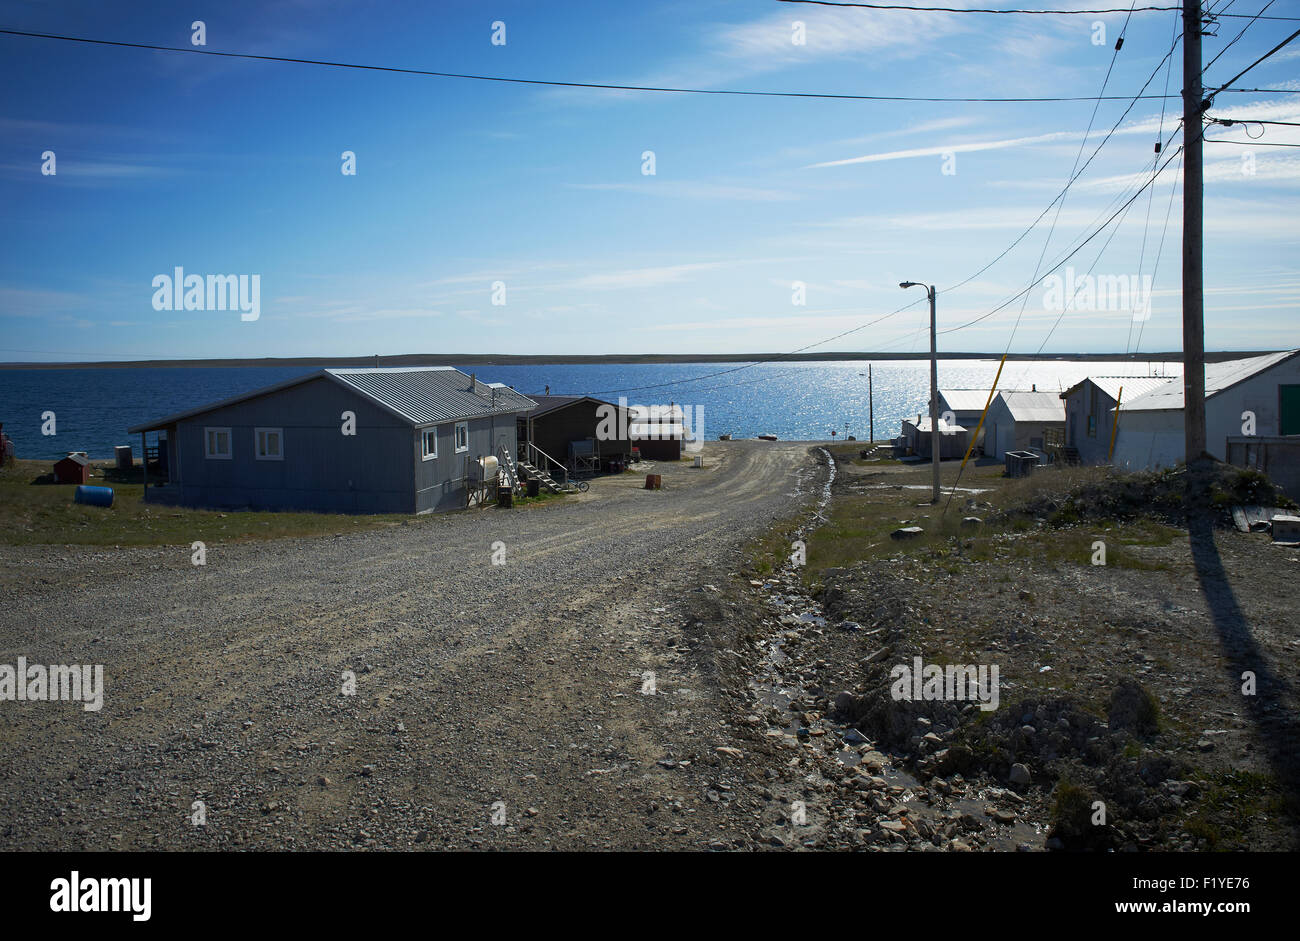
[564,180,797,201]
[805,130,1078,168]
[564,262,727,290]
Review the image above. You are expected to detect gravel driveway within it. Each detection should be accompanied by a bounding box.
[0,441,822,850]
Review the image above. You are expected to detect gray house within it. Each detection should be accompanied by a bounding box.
[1059,376,1170,465]
[128,367,536,514]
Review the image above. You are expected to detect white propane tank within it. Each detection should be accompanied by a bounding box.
[479,455,499,481]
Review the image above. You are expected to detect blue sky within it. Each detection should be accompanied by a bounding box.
[1,0,1297,361]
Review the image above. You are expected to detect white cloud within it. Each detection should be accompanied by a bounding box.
[805,130,1079,168]
[564,180,797,201]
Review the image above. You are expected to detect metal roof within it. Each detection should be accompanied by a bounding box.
[129,367,535,433]
[989,390,1066,423]
[327,368,535,425]
[1121,350,1300,411]
[523,394,619,419]
[903,416,966,433]
[628,404,685,421]
[1059,375,1172,402]
[938,389,998,413]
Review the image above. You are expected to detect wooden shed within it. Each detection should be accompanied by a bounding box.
[518,395,633,476]
[54,454,91,485]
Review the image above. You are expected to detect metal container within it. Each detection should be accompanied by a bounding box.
[114,445,133,469]
[74,485,114,508]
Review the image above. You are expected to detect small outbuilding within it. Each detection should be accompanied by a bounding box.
[53,453,91,485]
[628,403,686,462]
[900,415,969,459]
[1059,376,1172,465]
[983,391,1066,460]
[518,395,634,475]
[937,389,996,451]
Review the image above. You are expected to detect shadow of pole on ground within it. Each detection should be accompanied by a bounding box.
[1188,510,1300,848]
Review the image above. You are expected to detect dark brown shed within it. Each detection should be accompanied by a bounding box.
[53,454,91,485]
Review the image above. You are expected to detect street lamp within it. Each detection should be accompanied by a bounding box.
[900,281,940,504]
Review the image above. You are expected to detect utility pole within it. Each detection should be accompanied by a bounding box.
[1183,0,1207,466]
[900,281,940,502]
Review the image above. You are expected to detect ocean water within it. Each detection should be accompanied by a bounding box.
[0,359,1181,461]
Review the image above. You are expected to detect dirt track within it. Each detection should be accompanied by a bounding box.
[0,441,823,850]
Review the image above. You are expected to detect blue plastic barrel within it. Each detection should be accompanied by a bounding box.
[74,485,114,508]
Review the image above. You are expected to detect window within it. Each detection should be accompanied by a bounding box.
[454,421,469,453]
[204,427,232,460]
[421,427,438,461]
[254,427,283,461]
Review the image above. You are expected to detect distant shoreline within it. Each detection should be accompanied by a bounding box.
[0,350,1269,370]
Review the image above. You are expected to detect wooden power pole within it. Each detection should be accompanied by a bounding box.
[1183,0,1207,465]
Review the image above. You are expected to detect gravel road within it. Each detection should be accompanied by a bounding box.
[0,441,823,850]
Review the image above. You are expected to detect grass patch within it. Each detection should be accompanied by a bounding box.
[1180,768,1291,850]
[0,459,493,546]
[802,485,1180,585]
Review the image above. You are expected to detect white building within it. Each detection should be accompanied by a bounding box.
[937,389,998,451]
[1059,376,1171,465]
[983,390,1066,459]
[1111,350,1300,471]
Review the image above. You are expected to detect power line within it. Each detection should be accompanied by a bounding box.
[584,17,1190,396]
[1133,148,1182,354]
[582,297,927,395]
[996,0,1141,366]
[937,142,1185,337]
[1205,0,1276,72]
[941,26,1184,298]
[775,0,1300,18]
[1128,5,1181,354]
[1205,137,1300,145]
[1204,24,1300,99]
[0,28,1196,103]
[1213,117,1300,125]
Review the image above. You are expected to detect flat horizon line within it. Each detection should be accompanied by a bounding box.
[0,350,1277,370]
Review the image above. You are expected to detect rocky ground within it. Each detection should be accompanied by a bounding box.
[3,441,1294,852]
[756,452,1300,852]
[0,441,853,850]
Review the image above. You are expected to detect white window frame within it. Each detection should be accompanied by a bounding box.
[254,427,284,461]
[454,421,469,454]
[421,427,438,461]
[204,426,232,460]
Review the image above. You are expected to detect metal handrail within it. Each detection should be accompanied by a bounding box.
[524,441,569,489]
